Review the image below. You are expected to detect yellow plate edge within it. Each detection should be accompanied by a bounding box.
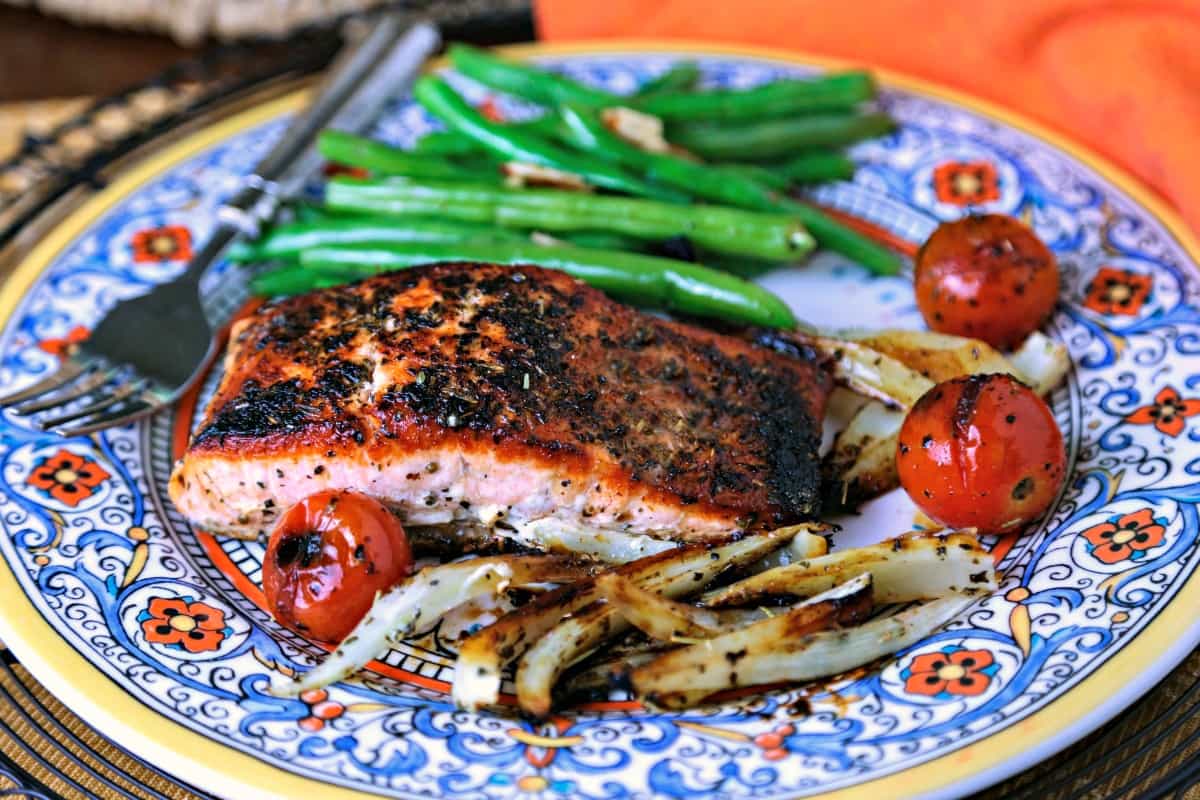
[0,39,1196,800]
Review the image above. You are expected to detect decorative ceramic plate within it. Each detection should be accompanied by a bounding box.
[2,42,1199,800]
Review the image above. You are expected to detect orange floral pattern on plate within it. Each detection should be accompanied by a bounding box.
[131,225,192,263]
[1084,267,1153,316]
[932,161,1000,205]
[141,597,228,653]
[1081,509,1167,564]
[37,324,89,357]
[1124,386,1200,437]
[904,648,995,697]
[25,449,110,507]
[297,689,346,732]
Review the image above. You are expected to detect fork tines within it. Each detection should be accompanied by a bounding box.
[0,358,156,436]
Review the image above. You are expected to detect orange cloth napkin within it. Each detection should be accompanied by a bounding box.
[536,0,1200,236]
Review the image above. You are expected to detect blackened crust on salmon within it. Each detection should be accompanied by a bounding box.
[196,378,310,438]
[189,263,832,525]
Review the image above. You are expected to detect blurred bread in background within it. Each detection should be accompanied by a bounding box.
[2,0,385,44]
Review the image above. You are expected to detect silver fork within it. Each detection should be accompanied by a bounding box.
[0,18,440,436]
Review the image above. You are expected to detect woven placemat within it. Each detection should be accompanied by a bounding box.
[0,100,91,161]
[1,629,1198,800]
[2,8,1200,799]
[0,639,216,800]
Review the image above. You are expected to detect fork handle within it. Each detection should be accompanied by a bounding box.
[182,224,243,285]
[252,16,417,187]
[181,19,440,281]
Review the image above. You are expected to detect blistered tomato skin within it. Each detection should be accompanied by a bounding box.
[263,490,412,643]
[914,214,1059,350]
[896,374,1066,534]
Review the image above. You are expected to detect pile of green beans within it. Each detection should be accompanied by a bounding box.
[231,211,653,264]
[557,104,901,275]
[449,44,618,108]
[260,239,797,328]
[780,150,857,183]
[325,178,815,262]
[317,130,501,182]
[227,215,529,262]
[410,129,485,157]
[411,116,564,159]
[237,45,905,329]
[668,112,896,161]
[633,62,701,97]
[634,71,876,120]
[414,76,686,203]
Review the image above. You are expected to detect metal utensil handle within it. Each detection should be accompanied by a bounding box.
[251,15,410,183]
[184,18,439,279]
[276,21,441,200]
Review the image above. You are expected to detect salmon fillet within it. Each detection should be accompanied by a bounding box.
[169,264,831,543]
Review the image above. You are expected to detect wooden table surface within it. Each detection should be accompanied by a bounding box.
[0,7,194,103]
[0,7,198,161]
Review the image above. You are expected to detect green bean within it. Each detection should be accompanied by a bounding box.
[252,264,374,296]
[561,103,788,209]
[411,115,563,160]
[414,76,686,203]
[559,104,763,203]
[297,241,797,327]
[634,62,701,97]
[558,105,901,275]
[779,150,857,183]
[668,112,896,161]
[718,164,791,192]
[234,214,649,263]
[516,114,566,138]
[228,215,529,263]
[317,130,501,181]
[325,179,814,262]
[719,152,856,190]
[288,203,327,223]
[559,231,648,251]
[773,196,901,273]
[634,71,876,120]
[449,43,617,107]
[411,129,484,157]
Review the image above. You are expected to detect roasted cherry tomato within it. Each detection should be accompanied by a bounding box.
[914,214,1059,350]
[263,490,412,643]
[897,373,1066,534]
